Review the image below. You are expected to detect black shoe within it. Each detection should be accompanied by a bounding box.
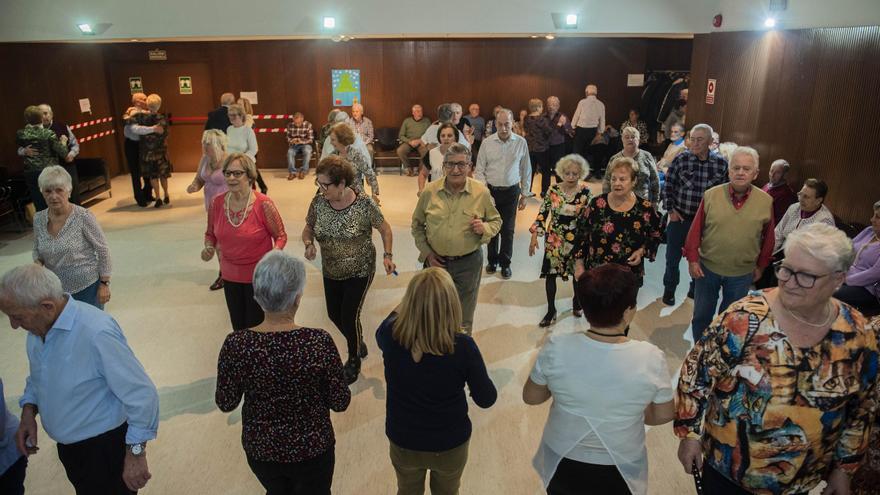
[343,359,361,384]
[501,266,512,279]
[153,199,163,208]
[486,264,497,274]
[573,308,583,318]
[209,276,224,291]
[539,311,557,327]
[687,285,695,299]
[163,196,170,205]
[662,289,675,306]
[358,340,368,360]
[136,201,148,208]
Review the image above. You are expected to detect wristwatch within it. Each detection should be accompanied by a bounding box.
[128,442,146,457]
[99,280,110,286]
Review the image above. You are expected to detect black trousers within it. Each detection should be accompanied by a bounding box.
[24,169,47,211]
[247,448,334,495]
[834,284,880,314]
[487,185,520,269]
[701,465,808,495]
[545,276,581,313]
[547,458,630,495]
[56,423,135,495]
[323,273,373,362]
[573,127,598,168]
[223,280,265,330]
[124,138,152,204]
[549,143,566,173]
[529,150,553,196]
[0,455,27,495]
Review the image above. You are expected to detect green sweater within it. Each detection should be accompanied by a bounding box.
[16,125,68,173]
[699,184,772,276]
[399,117,431,142]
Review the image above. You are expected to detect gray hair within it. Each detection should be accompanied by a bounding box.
[731,146,760,169]
[450,102,462,112]
[38,104,53,118]
[37,165,73,194]
[443,143,472,162]
[554,153,590,180]
[327,109,340,122]
[690,123,714,138]
[496,107,514,121]
[252,251,307,313]
[770,159,790,172]
[334,111,349,123]
[0,264,64,308]
[874,200,880,212]
[437,104,455,123]
[784,223,855,273]
[717,142,738,162]
[621,125,640,142]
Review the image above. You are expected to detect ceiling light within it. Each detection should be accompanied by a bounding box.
[565,14,578,26]
[77,23,93,34]
[530,35,538,38]
[130,38,139,42]
[545,34,555,40]
[764,17,776,28]
[323,17,336,29]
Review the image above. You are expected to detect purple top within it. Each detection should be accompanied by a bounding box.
[848,227,880,297]
[198,155,228,212]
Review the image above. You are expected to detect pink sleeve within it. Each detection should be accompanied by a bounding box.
[259,197,288,250]
[205,194,222,246]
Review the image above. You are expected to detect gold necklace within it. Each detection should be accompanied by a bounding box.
[780,298,835,328]
[224,190,253,228]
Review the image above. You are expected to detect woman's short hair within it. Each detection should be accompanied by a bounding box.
[621,125,641,143]
[326,109,340,123]
[252,251,306,313]
[528,98,543,113]
[227,103,245,117]
[201,129,228,158]
[436,122,460,142]
[330,122,356,146]
[146,94,162,112]
[554,154,590,180]
[607,156,639,182]
[393,268,460,355]
[717,142,738,162]
[784,223,855,273]
[237,98,253,116]
[24,105,43,125]
[222,153,257,184]
[0,264,64,309]
[577,263,639,328]
[802,178,828,199]
[37,165,73,194]
[315,155,356,186]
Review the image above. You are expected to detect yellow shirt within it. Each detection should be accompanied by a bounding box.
[411,177,501,260]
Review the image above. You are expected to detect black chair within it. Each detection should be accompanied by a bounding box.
[0,176,32,231]
[373,127,405,174]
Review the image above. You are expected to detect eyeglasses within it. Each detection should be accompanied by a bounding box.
[223,170,246,178]
[315,180,333,190]
[443,161,470,170]
[774,261,839,289]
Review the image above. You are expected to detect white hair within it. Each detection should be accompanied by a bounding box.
[554,153,590,180]
[770,159,790,172]
[621,125,640,142]
[37,165,73,194]
[0,264,64,308]
[717,142,738,162]
[252,251,307,313]
[690,123,714,138]
[731,146,760,169]
[38,104,53,117]
[784,223,855,273]
[334,111,349,123]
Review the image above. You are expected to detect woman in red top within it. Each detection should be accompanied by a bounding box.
[202,153,287,330]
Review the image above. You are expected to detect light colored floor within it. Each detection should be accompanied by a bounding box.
[1,171,704,494]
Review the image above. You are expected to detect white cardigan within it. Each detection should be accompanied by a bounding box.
[773,203,835,252]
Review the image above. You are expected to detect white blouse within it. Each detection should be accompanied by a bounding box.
[33,205,111,293]
[226,125,258,163]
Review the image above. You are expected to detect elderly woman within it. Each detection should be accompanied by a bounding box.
[603,126,660,205]
[317,109,340,157]
[834,201,880,314]
[852,316,880,495]
[32,166,111,309]
[529,154,592,327]
[774,178,835,253]
[216,250,350,494]
[576,157,661,289]
[226,103,268,195]
[656,122,686,174]
[417,123,459,196]
[303,156,394,384]
[17,105,70,211]
[524,263,674,495]
[513,108,527,137]
[619,109,648,146]
[203,153,287,330]
[328,122,380,205]
[676,223,879,495]
[131,94,172,207]
[236,97,255,128]
[524,98,554,197]
[187,129,229,291]
[377,268,496,495]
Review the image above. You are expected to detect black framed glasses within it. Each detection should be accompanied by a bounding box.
[773,261,839,289]
[315,180,333,191]
[223,170,246,178]
[443,161,470,170]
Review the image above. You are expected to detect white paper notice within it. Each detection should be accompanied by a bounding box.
[78,98,92,113]
[239,91,258,105]
[627,74,645,87]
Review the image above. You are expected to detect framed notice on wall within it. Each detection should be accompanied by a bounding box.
[129,77,144,94]
[332,69,361,106]
[179,76,193,95]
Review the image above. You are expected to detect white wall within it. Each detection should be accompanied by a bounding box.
[715,0,880,32]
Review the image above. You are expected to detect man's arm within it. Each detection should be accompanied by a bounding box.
[474,142,488,183]
[518,141,532,193]
[683,200,706,263]
[598,102,606,133]
[410,193,434,261]
[66,126,80,159]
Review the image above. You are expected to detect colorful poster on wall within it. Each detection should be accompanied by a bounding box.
[179,76,193,95]
[129,77,144,94]
[332,69,361,106]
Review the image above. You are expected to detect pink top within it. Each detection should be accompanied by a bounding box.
[198,155,228,212]
[205,192,287,283]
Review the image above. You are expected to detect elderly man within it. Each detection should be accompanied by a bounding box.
[19,104,79,164]
[205,92,235,132]
[571,84,605,166]
[319,111,372,166]
[412,143,501,334]
[285,112,314,180]
[546,96,574,178]
[396,104,431,176]
[0,264,159,494]
[348,103,375,160]
[421,103,471,149]
[762,158,798,223]
[475,108,531,279]
[464,103,486,157]
[684,146,775,341]
[662,123,729,306]
[122,93,155,207]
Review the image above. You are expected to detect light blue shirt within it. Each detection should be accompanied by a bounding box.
[19,297,159,445]
[1,378,23,475]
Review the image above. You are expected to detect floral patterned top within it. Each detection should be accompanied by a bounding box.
[575,193,661,284]
[529,183,591,279]
[675,291,879,495]
[852,315,880,495]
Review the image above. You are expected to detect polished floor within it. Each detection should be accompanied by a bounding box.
[0,170,805,494]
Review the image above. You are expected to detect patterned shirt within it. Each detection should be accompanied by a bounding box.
[663,149,728,217]
[619,119,649,144]
[348,116,374,143]
[33,205,112,294]
[603,150,661,205]
[215,328,351,463]
[285,120,314,146]
[306,192,384,280]
[331,147,379,196]
[16,125,68,172]
[675,291,879,494]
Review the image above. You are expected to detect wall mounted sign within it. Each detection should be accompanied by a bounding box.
[240,91,258,105]
[627,74,645,87]
[179,76,193,94]
[148,49,167,61]
[79,98,91,113]
[129,77,143,94]
[332,69,361,106]
[706,79,716,105]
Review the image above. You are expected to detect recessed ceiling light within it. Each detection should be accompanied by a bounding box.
[565,14,578,26]
[130,38,139,42]
[764,17,776,28]
[77,23,93,34]
[530,35,538,38]
[545,34,555,40]
[323,17,336,29]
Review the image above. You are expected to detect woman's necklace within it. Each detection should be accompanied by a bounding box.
[608,192,635,210]
[779,298,835,328]
[225,190,253,228]
[559,183,579,200]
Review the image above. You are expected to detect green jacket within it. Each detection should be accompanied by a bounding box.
[16,125,68,173]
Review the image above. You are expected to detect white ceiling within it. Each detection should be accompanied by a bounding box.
[0,0,878,42]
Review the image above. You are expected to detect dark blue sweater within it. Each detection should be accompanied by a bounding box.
[377,313,497,452]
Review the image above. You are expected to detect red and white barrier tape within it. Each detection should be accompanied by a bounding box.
[80,129,116,143]
[255,128,287,133]
[253,114,294,120]
[71,117,114,130]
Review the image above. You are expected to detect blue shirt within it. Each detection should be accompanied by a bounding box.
[1,378,23,475]
[19,297,159,445]
[664,149,728,218]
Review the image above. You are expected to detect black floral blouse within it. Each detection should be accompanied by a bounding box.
[529,183,592,280]
[576,193,661,284]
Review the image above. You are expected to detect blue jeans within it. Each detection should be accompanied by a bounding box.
[691,263,752,342]
[287,144,313,173]
[663,217,693,292]
[72,279,104,310]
